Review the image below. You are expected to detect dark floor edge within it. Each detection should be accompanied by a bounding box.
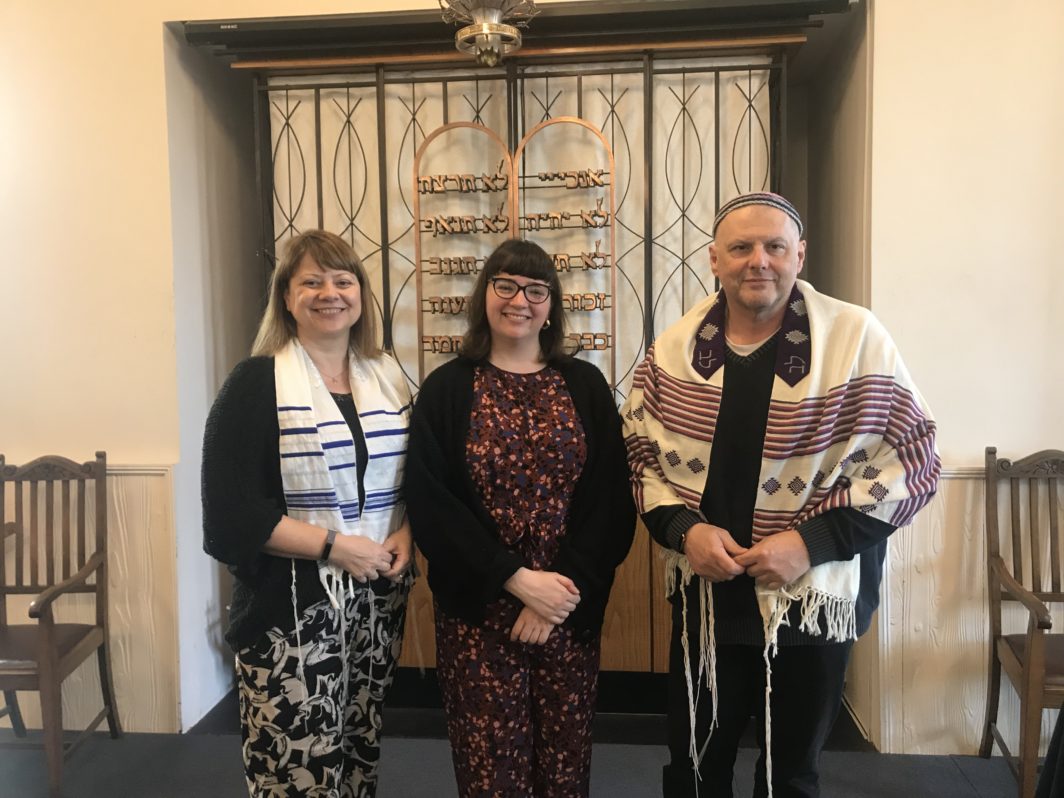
[838,694,878,753]
[190,671,873,753]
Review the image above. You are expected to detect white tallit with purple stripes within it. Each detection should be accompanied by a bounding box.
[274,339,410,585]
[622,279,939,791]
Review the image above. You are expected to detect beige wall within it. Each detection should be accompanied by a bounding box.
[869,0,1064,466]
[0,0,461,464]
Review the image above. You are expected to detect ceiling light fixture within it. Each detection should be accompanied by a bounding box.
[439,0,540,67]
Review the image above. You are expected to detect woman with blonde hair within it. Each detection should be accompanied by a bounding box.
[203,230,412,797]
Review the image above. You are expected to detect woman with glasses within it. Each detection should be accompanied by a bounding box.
[405,238,635,797]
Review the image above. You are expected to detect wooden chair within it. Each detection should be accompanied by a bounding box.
[0,452,122,798]
[980,446,1064,797]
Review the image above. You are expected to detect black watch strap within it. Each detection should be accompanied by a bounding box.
[320,528,338,562]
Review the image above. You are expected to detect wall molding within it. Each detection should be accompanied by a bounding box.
[941,466,983,478]
[109,464,173,476]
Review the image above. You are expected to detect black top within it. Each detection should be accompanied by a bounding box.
[201,356,368,651]
[330,392,369,509]
[404,356,636,634]
[642,337,896,645]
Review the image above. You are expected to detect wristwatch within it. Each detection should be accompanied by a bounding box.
[320,528,338,562]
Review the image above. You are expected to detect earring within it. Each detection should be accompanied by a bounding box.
[542,318,551,329]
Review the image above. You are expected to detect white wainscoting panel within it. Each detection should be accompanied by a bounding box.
[847,472,1060,755]
[2,466,179,734]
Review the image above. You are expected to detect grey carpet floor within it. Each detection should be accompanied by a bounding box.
[0,732,1017,798]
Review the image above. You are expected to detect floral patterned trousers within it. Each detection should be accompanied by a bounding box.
[236,576,409,798]
[436,599,600,798]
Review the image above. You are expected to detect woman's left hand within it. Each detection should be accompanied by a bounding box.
[510,606,555,645]
[381,522,413,582]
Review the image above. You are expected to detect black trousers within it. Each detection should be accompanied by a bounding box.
[663,587,853,798]
[1036,702,1064,798]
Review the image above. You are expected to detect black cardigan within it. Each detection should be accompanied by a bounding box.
[404,356,636,634]
[202,356,358,650]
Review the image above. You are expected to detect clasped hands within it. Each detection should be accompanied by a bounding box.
[328,524,412,584]
[504,567,580,646]
[682,522,810,591]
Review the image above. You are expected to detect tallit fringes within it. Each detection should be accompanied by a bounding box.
[700,578,718,731]
[762,641,775,798]
[758,590,790,798]
[795,588,857,643]
[754,586,857,798]
[319,562,344,611]
[761,592,790,659]
[679,580,699,767]
[291,559,309,703]
[662,548,695,598]
[663,551,720,778]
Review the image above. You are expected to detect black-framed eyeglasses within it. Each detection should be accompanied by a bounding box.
[489,277,552,304]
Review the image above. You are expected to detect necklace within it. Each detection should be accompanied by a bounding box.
[311,358,348,385]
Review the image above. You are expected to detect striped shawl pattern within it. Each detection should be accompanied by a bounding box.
[275,340,411,553]
[623,282,939,791]
[623,280,940,646]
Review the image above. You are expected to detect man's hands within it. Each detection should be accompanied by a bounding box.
[684,524,811,589]
[733,529,811,590]
[683,523,747,581]
[504,568,580,625]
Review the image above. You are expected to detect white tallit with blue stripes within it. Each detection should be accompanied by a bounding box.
[274,339,411,596]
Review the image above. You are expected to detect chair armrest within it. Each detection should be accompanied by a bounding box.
[991,555,1053,630]
[28,552,106,620]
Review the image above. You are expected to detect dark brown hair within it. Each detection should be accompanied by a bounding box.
[461,238,567,362]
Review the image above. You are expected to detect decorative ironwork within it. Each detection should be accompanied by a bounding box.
[331,91,372,245]
[272,92,307,243]
[261,55,782,396]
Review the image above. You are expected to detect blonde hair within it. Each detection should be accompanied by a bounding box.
[251,230,382,358]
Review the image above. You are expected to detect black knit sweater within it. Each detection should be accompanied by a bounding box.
[201,356,368,651]
[642,337,896,645]
[404,356,636,635]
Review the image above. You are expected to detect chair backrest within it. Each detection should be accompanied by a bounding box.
[985,446,1064,606]
[0,452,108,621]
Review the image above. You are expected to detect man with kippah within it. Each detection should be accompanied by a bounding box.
[621,192,940,797]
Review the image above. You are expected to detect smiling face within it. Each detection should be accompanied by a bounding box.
[283,254,362,345]
[484,271,553,347]
[709,204,806,324]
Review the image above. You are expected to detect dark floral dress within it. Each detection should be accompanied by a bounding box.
[435,364,601,798]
